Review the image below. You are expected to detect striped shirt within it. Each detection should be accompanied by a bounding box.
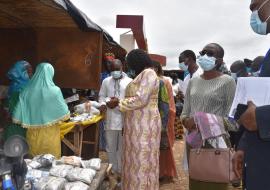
[181,74,236,119]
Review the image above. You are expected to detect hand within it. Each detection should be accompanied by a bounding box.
[232,150,244,179]
[239,101,257,131]
[99,105,107,114]
[179,90,184,101]
[183,117,196,132]
[106,98,119,109]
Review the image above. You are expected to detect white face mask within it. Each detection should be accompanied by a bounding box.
[179,62,188,71]
[111,71,122,79]
[250,0,270,35]
[197,55,217,71]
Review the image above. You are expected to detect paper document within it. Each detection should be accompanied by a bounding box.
[229,77,270,117]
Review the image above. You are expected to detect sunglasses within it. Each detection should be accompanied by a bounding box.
[199,50,215,57]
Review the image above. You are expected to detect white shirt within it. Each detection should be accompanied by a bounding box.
[181,67,203,95]
[99,75,132,130]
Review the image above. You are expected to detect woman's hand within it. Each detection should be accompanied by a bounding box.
[183,117,196,132]
[232,150,244,179]
[106,97,119,109]
[239,101,257,131]
[99,105,107,114]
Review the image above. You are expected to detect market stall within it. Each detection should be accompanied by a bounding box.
[0,1,125,188]
[0,0,126,90]
[60,115,103,159]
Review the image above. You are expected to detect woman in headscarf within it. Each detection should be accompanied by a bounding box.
[4,60,32,141]
[12,63,70,158]
[152,61,177,179]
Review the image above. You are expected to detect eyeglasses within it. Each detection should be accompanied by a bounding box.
[199,50,215,57]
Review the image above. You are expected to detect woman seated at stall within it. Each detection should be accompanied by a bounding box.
[4,60,32,141]
[12,63,70,158]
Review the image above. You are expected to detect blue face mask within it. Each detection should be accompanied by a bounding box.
[246,67,252,73]
[197,55,217,71]
[111,71,122,79]
[127,69,136,78]
[250,0,270,35]
[230,72,238,81]
[184,70,190,78]
[179,62,188,71]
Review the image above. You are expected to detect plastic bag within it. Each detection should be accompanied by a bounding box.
[64,181,89,190]
[66,167,96,184]
[81,158,101,170]
[34,176,66,190]
[74,102,100,115]
[33,154,55,168]
[28,160,42,169]
[60,156,81,167]
[26,169,50,180]
[50,165,73,178]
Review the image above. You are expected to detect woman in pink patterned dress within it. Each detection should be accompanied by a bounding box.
[119,49,161,190]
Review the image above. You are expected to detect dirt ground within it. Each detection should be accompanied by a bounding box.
[100,140,239,190]
[159,140,188,190]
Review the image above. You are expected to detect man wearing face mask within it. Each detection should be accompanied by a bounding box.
[251,56,264,76]
[230,60,249,81]
[250,0,270,35]
[181,43,236,190]
[232,0,270,189]
[178,50,203,95]
[99,59,132,175]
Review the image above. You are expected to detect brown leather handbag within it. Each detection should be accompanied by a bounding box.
[189,148,238,183]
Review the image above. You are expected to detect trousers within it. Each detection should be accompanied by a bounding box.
[105,130,122,173]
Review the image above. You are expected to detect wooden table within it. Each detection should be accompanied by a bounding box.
[89,163,110,190]
[61,116,103,159]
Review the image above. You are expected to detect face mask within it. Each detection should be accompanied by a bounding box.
[127,69,136,78]
[179,62,188,71]
[250,0,270,35]
[184,70,190,78]
[231,72,238,80]
[111,71,122,79]
[197,55,217,71]
[21,70,30,80]
[246,67,252,73]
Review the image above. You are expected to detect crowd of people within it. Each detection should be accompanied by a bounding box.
[0,0,270,190]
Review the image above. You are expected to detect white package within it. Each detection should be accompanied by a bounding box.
[34,176,66,190]
[66,167,96,184]
[50,165,73,178]
[81,158,101,170]
[64,181,89,190]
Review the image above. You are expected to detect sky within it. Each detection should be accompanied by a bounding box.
[71,0,270,69]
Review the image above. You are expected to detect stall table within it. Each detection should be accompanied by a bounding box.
[89,163,110,190]
[61,115,103,159]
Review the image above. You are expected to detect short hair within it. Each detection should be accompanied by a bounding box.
[152,61,163,76]
[179,50,196,61]
[210,43,225,58]
[230,60,246,72]
[252,56,264,71]
[126,49,153,75]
